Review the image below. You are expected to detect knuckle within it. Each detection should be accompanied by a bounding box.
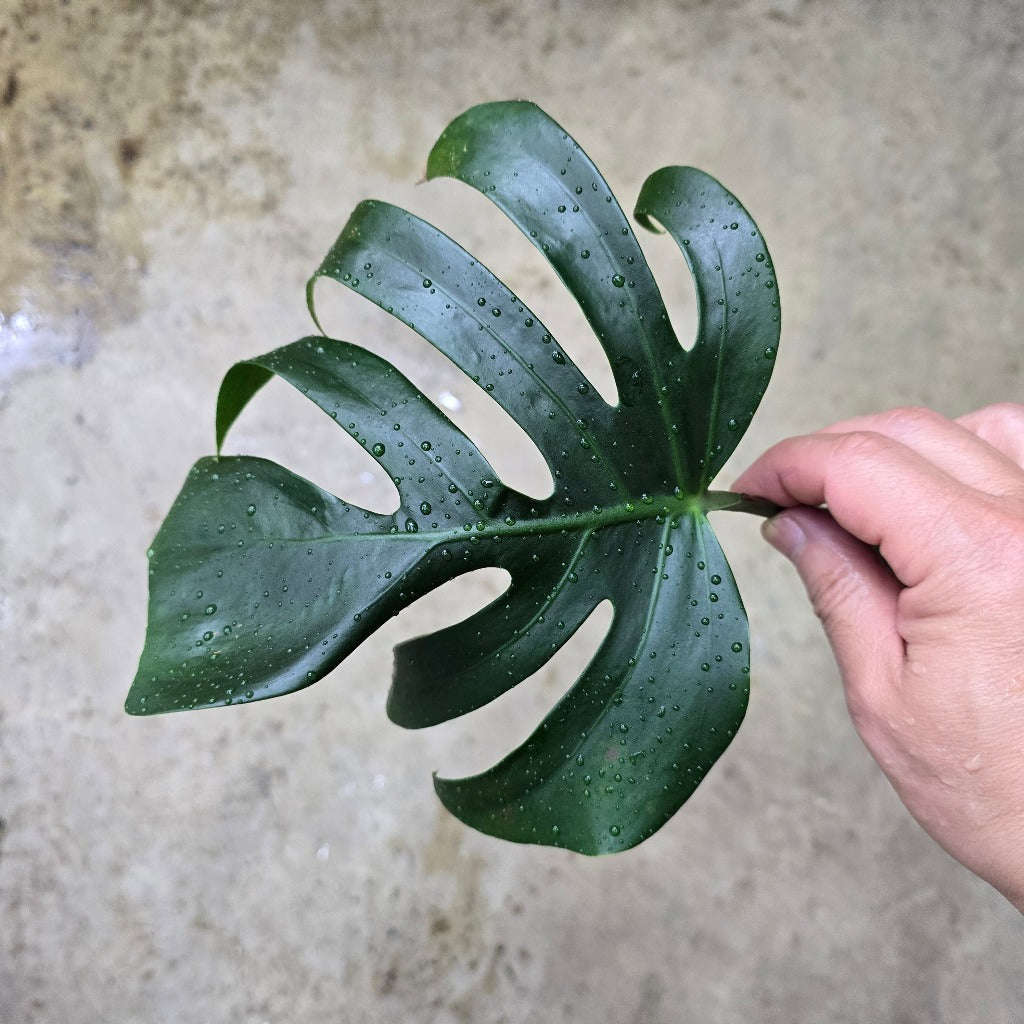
[974,401,1024,429]
[971,402,1024,464]
[878,404,945,436]
[829,428,891,464]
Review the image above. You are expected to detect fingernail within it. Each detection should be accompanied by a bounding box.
[762,514,805,559]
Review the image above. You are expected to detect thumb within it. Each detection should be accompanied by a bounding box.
[762,507,903,702]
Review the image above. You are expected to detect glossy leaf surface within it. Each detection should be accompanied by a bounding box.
[128,101,780,854]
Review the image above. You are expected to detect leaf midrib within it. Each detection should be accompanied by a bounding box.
[207,491,706,550]
[699,230,729,492]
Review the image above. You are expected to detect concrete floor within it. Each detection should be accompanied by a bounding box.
[2,0,1022,1020]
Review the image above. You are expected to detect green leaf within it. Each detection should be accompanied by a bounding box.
[127,100,780,854]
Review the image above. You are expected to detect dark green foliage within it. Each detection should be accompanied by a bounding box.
[127,101,780,854]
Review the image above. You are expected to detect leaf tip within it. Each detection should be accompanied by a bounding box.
[305,274,327,336]
[633,209,666,235]
[123,686,149,717]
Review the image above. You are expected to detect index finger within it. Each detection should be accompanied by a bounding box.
[732,431,979,587]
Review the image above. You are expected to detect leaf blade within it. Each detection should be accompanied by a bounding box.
[434,513,749,853]
[307,200,622,494]
[634,166,781,486]
[219,336,505,517]
[389,531,603,728]
[426,99,696,488]
[126,455,439,714]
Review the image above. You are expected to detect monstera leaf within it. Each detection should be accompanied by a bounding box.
[128,101,780,854]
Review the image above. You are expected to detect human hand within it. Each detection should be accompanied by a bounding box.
[732,404,1024,912]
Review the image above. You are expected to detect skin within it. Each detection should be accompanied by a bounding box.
[732,403,1024,913]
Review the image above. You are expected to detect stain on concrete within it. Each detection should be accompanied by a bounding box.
[356,808,506,1017]
[2,68,18,107]
[0,0,308,391]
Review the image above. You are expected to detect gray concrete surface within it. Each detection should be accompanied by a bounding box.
[1,1,1022,1021]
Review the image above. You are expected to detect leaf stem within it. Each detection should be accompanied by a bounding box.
[701,490,781,518]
